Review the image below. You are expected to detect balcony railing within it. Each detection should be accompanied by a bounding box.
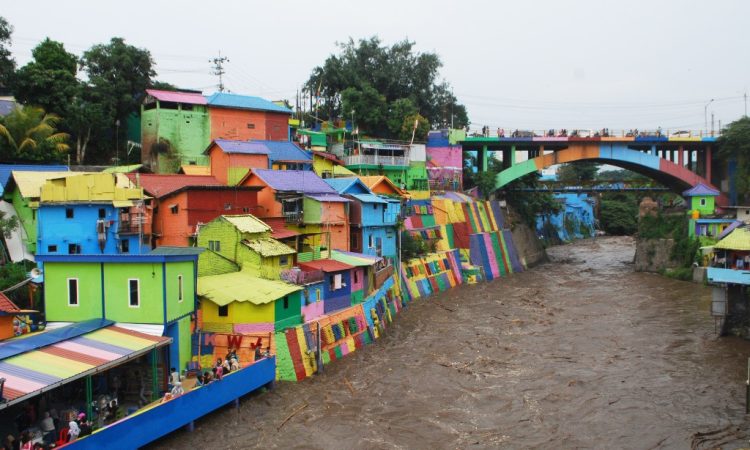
[373,264,394,290]
[280,268,324,285]
[119,214,151,235]
[344,154,409,167]
[283,211,303,224]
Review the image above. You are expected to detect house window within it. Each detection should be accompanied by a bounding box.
[224,203,232,210]
[279,255,288,266]
[315,289,321,302]
[170,204,179,214]
[368,235,374,248]
[329,275,334,286]
[351,234,358,250]
[283,296,289,309]
[128,279,140,307]
[98,208,106,219]
[353,270,359,284]
[247,123,255,129]
[208,240,221,252]
[47,245,57,253]
[699,198,707,207]
[65,208,74,219]
[178,275,184,302]
[242,207,250,213]
[67,278,79,306]
[218,304,228,317]
[121,239,130,253]
[68,243,81,254]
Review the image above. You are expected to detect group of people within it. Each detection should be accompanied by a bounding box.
[4,407,93,449]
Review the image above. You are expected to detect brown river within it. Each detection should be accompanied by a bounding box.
[153,236,750,449]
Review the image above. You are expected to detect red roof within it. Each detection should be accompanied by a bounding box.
[0,292,21,314]
[146,89,207,105]
[127,174,224,198]
[311,150,344,165]
[298,259,353,272]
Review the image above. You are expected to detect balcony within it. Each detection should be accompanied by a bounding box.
[283,211,303,224]
[344,154,409,167]
[707,267,750,285]
[119,213,151,235]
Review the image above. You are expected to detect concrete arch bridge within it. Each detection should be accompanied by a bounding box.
[459,136,727,205]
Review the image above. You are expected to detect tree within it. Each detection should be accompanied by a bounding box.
[399,113,430,142]
[557,162,599,184]
[13,38,79,117]
[718,116,750,200]
[0,106,69,162]
[599,199,637,235]
[503,173,561,227]
[0,16,14,94]
[307,37,468,138]
[67,92,110,164]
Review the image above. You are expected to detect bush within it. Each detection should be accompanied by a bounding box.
[600,199,638,235]
[663,267,694,281]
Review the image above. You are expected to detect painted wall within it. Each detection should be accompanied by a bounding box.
[141,103,211,172]
[321,269,352,313]
[165,260,195,322]
[273,291,303,329]
[535,193,596,242]
[300,281,325,321]
[9,187,36,253]
[361,226,397,258]
[690,195,716,216]
[302,198,349,251]
[201,298,275,325]
[209,109,289,142]
[103,262,165,323]
[208,147,269,185]
[241,176,283,218]
[43,262,103,322]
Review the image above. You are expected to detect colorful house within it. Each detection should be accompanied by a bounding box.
[196,214,295,280]
[140,89,211,172]
[298,259,353,313]
[329,250,387,304]
[240,169,351,253]
[0,164,68,197]
[4,171,87,254]
[325,177,400,258]
[207,92,292,142]
[264,141,313,171]
[127,174,263,247]
[206,139,271,185]
[358,175,408,199]
[37,173,151,255]
[426,130,463,191]
[198,270,302,333]
[310,150,353,179]
[0,292,35,341]
[683,183,720,216]
[36,247,203,370]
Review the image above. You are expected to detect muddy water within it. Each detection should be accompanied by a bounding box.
[154,237,750,449]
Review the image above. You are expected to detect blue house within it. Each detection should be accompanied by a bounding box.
[37,173,152,256]
[325,177,401,259]
[298,259,353,313]
[536,193,595,242]
[262,140,313,171]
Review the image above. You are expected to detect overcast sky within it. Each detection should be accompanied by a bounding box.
[3,0,749,133]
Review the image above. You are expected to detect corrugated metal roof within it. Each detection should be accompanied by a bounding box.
[324,177,371,195]
[126,173,224,198]
[682,183,720,197]
[298,259,353,272]
[206,92,292,114]
[718,220,743,240]
[40,173,144,204]
[101,164,143,174]
[222,214,271,234]
[146,89,207,105]
[0,322,170,408]
[306,193,350,203]
[0,165,68,194]
[357,175,406,196]
[252,169,336,195]
[349,193,388,204]
[11,171,84,199]
[179,165,211,176]
[330,250,382,267]
[242,237,295,256]
[715,227,750,251]
[0,99,16,116]
[262,141,312,162]
[210,139,271,155]
[333,165,356,176]
[148,246,205,256]
[198,270,301,306]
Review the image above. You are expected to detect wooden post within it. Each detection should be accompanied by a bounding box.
[85,375,93,421]
[678,145,684,167]
[151,348,159,401]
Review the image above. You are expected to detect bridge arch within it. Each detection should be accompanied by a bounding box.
[495,144,727,205]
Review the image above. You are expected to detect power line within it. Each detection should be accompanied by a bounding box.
[209,52,229,93]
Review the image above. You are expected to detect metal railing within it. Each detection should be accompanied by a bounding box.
[280,268,324,285]
[283,211,303,224]
[465,128,723,139]
[344,154,409,167]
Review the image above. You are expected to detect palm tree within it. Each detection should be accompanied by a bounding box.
[0,106,69,161]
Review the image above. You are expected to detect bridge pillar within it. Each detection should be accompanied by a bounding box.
[650,145,656,156]
[678,145,684,168]
[687,149,693,171]
[706,145,712,182]
[479,145,488,172]
[510,145,516,166]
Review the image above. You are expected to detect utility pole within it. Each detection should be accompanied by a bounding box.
[704,98,714,135]
[745,92,748,117]
[711,112,715,137]
[209,52,229,92]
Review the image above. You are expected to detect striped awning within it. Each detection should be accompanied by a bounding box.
[0,324,170,409]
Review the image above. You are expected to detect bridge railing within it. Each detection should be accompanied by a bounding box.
[468,129,721,139]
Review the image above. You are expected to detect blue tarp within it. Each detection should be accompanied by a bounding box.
[0,319,112,361]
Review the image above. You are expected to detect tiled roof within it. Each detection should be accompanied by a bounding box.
[126,174,224,198]
[251,169,336,194]
[298,259,353,272]
[146,89,207,105]
[222,214,271,234]
[206,92,292,114]
[209,139,271,155]
[0,292,21,314]
[198,270,301,306]
[179,165,210,176]
[682,183,720,197]
[148,247,205,256]
[0,165,68,194]
[242,237,295,256]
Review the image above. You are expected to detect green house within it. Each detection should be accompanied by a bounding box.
[682,183,720,217]
[36,247,203,371]
[197,215,295,280]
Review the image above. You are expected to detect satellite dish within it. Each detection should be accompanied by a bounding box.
[29,268,42,278]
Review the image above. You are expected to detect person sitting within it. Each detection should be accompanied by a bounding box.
[230,357,240,371]
[215,359,224,380]
[67,418,80,442]
[39,412,55,445]
[170,381,184,397]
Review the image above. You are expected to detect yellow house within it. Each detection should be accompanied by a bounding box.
[311,151,355,179]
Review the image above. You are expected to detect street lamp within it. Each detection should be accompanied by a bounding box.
[115,119,121,165]
[704,99,714,134]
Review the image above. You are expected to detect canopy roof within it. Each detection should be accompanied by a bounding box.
[330,250,382,267]
[715,227,750,251]
[198,270,301,306]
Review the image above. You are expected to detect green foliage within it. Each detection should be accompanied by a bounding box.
[400,231,435,260]
[307,37,467,138]
[13,38,79,118]
[600,199,638,235]
[0,16,14,93]
[399,113,429,142]
[557,162,598,183]
[563,214,579,238]
[596,168,650,182]
[717,116,750,200]
[474,171,499,200]
[0,262,27,291]
[0,106,69,162]
[504,173,561,227]
[0,209,18,238]
[662,267,694,281]
[639,213,700,268]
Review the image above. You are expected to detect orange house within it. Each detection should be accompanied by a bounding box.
[0,292,35,341]
[206,92,291,142]
[128,174,263,247]
[358,175,408,198]
[206,139,270,185]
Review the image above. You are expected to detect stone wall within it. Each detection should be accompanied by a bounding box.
[634,238,679,272]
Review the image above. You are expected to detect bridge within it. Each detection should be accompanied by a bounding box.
[459,135,726,205]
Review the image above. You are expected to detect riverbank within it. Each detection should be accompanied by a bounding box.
[152,236,750,449]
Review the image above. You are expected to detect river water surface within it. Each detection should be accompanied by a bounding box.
[155,237,750,449]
